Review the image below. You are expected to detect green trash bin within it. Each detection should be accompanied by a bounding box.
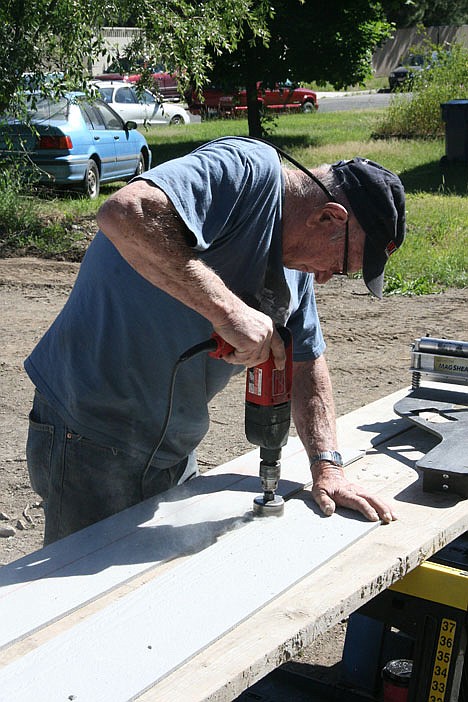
[441,99,468,162]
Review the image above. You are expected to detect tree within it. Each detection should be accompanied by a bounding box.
[1,1,104,113]
[380,0,468,29]
[0,0,269,115]
[206,0,392,137]
[114,0,272,97]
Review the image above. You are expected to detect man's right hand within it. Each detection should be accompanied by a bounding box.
[213,308,286,369]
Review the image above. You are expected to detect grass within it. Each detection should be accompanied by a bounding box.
[1,107,467,293]
[385,191,468,292]
[304,75,389,93]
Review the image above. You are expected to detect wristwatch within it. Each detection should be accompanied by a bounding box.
[309,450,343,467]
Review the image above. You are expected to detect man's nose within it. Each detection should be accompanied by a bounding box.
[315,271,334,284]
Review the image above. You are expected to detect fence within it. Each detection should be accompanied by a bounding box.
[372,25,468,76]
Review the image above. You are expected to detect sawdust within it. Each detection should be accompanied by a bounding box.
[1,256,467,672]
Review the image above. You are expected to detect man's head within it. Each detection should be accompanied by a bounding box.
[331,158,406,298]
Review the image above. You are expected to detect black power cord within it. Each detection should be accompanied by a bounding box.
[139,337,218,499]
[252,137,339,203]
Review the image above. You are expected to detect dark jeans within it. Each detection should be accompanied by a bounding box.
[26,390,196,545]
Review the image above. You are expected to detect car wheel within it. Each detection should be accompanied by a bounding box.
[83,160,100,199]
[301,101,315,113]
[169,114,184,125]
[134,153,146,177]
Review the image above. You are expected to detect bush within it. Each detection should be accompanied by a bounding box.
[0,164,86,257]
[0,163,39,237]
[373,43,468,138]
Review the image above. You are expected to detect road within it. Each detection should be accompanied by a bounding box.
[186,91,395,121]
[316,90,394,112]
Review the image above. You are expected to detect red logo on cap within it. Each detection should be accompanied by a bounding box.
[386,240,398,257]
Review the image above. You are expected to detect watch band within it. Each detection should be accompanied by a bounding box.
[310,450,343,467]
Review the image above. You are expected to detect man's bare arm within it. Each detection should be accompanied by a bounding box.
[292,356,396,523]
[96,180,285,368]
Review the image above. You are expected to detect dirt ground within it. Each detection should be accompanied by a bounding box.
[1,256,467,676]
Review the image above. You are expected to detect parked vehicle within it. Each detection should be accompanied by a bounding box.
[188,81,318,117]
[91,81,190,125]
[0,93,151,199]
[126,71,181,102]
[20,71,65,91]
[388,51,440,91]
[94,60,181,101]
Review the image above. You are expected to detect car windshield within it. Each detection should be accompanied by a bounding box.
[97,88,113,103]
[403,54,425,67]
[26,96,70,122]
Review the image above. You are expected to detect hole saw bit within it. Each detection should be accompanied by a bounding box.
[210,326,293,517]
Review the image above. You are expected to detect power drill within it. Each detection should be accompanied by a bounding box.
[210,326,293,516]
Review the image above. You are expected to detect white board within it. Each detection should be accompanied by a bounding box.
[0,498,378,701]
[0,442,364,649]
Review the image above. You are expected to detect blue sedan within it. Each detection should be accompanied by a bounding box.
[0,93,152,198]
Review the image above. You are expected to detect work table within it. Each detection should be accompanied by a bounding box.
[0,383,467,701]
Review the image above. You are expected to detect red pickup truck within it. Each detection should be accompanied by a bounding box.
[188,82,318,116]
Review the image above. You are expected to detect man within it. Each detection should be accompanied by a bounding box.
[24,136,406,545]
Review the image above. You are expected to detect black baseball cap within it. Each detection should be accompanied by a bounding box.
[331,157,406,298]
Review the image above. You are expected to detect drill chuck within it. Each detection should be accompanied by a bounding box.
[252,455,285,516]
[258,456,281,494]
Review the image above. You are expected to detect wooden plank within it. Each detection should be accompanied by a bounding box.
[0,471,298,648]
[0,382,412,595]
[335,384,413,453]
[1,377,415,653]
[2,420,467,702]
[0,443,370,651]
[142,427,468,702]
[0,498,379,701]
[0,384,456,701]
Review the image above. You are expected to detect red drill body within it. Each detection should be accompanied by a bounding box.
[210,327,293,515]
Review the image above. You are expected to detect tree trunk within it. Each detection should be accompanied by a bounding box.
[246,78,262,138]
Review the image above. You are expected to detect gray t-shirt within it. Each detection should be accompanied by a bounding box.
[25,137,325,467]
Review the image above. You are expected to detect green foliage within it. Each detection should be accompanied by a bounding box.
[383,273,439,295]
[205,0,393,136]
[0,0,266,117]
[0,1,109,113]
[382,190,468,293]
[1,1,390,137]
[209,1,392,89]
[380,0,468,28]
[0,165,86,257]
[116,0,272,98]
[0,165,38,235]
[374,42,468,138]
[1,110,467,293]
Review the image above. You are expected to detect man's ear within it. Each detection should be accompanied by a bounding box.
[318,202,348,225]
[305,202,348,229]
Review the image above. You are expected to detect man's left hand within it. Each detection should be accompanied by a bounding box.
[310,463,397,524]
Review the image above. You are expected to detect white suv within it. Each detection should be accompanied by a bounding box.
[91,81,191,125]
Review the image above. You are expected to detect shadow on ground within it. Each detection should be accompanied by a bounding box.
[401,158,468,195]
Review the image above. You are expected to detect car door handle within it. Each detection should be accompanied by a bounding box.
[114,136,120,140]
[94,136,100,141]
